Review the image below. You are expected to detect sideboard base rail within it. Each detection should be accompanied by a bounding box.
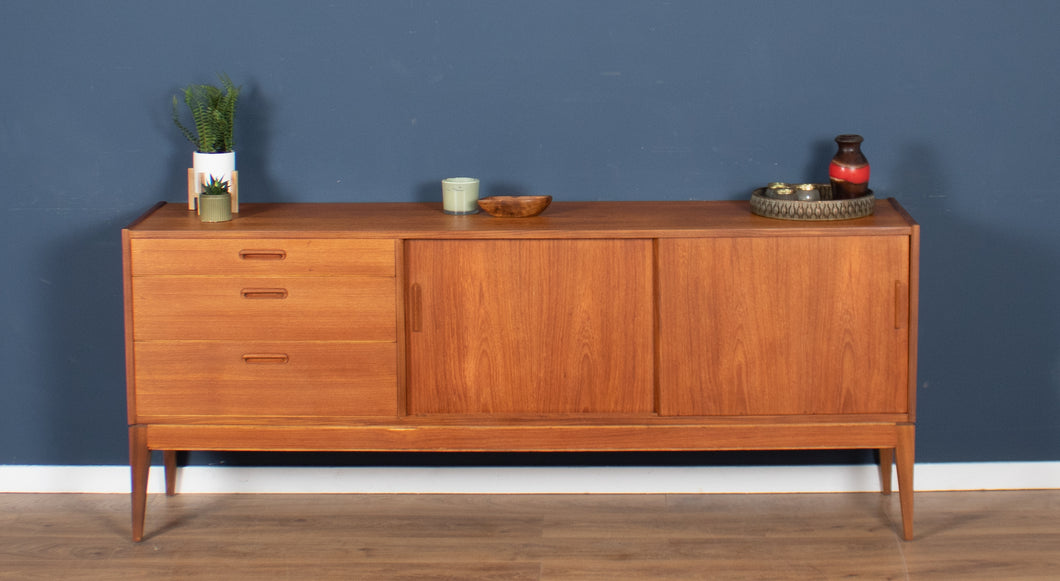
[129,423,915,542]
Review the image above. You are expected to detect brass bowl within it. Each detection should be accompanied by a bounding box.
[477,195,553,217]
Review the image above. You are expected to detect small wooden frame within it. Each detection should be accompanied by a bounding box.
[188,168,239,214]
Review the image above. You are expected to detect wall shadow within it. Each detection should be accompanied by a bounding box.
[28,140,1057,469]
[23,208,149,464]
[159,77,289,206]
[890,142,1060,461]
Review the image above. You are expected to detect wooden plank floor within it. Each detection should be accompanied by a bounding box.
[0,490,1056,580]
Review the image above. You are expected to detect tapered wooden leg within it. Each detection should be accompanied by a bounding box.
[129,425,150,542]
[878,448,894,495]
[163,451,178,496]
[895,424,916,541]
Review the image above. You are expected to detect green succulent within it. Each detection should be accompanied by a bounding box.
[172,73,240,153]
[200,176,230,196]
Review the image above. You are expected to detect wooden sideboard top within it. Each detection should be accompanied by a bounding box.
[126,199,917,239]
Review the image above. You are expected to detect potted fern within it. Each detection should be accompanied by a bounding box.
[198,176,232,222]
[172,73,241,210]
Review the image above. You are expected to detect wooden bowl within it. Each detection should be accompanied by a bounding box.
[477,195,552,217]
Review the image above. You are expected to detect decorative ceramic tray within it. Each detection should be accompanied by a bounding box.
[750,184,875,221]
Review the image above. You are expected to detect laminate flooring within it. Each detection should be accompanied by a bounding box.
[1,490,1056,580]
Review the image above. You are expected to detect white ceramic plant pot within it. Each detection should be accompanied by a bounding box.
[192,151,236,193]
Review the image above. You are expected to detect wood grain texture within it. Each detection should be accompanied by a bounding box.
[658,236,910,416]
[477,195,552,217]
[904,216,922,423]
[130,238,396,276]
[122,229,139,425]
[133,342,397,419]
[2,491,1056,580]
[122,200,921,541]
[143,423,901,453]
[896,423,916,540]
[127,426,149,543]
[131,276,397,342]
[123,200,915,239]
[405,239,654,414]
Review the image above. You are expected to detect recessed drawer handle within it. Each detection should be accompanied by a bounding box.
[239,249,287,261]
[894,280,909,330]
[241,288,288,299]
[242,354,290,364]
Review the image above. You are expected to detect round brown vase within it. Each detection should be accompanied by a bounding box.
[828,134,870,200]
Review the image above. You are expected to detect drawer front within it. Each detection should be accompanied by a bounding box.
[134,342,397,418]
[130,238,395,276]
[132,277,396,341]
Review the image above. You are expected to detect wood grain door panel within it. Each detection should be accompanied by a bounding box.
[406,239,654,415]
[658,236,909,416]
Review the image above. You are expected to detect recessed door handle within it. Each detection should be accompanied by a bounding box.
[410,283,422,332]
[895,280,909,330]
[241,288,288,299]
[239,249,287,261]
[242,354,290,364]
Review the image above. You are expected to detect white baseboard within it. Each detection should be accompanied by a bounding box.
[1,462,1057,494]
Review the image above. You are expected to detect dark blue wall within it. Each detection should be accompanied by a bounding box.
[2,1,1057,465]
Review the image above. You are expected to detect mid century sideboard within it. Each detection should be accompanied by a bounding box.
[122,200,919,541]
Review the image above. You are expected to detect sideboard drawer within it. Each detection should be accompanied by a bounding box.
[129,238,395,277]
[132,276,397,341]
[133,341,397,418]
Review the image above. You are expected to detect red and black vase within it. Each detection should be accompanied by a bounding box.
[828,134,870,199]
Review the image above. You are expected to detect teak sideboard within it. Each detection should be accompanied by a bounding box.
[122,200,920,541]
